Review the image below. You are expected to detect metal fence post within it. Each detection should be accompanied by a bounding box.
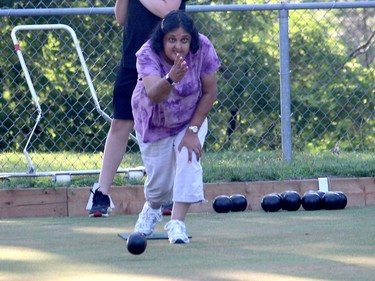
[279,7,293,162]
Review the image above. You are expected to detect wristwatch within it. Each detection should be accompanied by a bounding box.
[165,73,176,86]
[188,125,199,134]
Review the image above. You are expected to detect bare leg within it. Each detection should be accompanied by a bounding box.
[97,119,134,195]
[171,202,191,221]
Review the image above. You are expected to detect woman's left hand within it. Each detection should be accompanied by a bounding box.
[178,131,202,162]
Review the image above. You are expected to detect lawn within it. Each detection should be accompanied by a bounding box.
[1,207,375,281]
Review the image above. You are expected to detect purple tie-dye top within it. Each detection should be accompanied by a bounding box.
[131,34,220,143]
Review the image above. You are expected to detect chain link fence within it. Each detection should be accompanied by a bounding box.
[0,1,374,177]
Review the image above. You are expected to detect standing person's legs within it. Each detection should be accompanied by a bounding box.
[89,66,137,217]
[98,119,134,195]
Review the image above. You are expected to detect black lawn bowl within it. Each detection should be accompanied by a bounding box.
[127,232,147,255]
[301,191,322,211]
[316,190,326,209]
[213,195,233,213]
[230,194,248,212]
[322,191,342,210]
[281,190,301,211]
[336,191,348,209]
[261,193,282,212]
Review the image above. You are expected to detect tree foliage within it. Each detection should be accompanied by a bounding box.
[0,0,373,155]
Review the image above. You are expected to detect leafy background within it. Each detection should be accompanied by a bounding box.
[0,0,373,175]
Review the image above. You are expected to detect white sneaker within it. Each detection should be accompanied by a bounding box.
[134,202,162,236]
[164,219,190,244]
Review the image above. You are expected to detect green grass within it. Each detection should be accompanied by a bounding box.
[0,151,374,189]
[203,151,375,182]
[1,207,375,281]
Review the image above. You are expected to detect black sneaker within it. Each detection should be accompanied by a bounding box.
[89,189,111,217]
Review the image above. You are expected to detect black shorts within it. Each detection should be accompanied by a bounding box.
[112,65,138,120]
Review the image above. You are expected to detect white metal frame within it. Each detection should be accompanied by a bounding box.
[3,24,141,181]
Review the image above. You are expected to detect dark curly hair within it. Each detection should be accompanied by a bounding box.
[150,10,200,54]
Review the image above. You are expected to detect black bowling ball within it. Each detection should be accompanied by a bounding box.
[281,190,301,211]
[230,194,248,212]
[127,232,147,255]
[336,191,347,209]
[322,191,341,210]
[315,190,326,209]
[261,193,282,212]
[301,191,321,211]
[213,195,232,213]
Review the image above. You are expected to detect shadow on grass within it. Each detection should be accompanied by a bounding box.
[1,207,375,281]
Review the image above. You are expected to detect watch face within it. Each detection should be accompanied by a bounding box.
[189,126,198,133]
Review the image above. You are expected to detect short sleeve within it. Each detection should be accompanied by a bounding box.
[136,42,161,78]
[199,34,221,77]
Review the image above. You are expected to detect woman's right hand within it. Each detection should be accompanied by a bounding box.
[169,53,189,83]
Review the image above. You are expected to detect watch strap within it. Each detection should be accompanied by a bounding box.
[165,73,176,86]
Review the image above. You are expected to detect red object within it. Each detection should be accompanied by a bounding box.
[162,209,172,216]
[93,211,103,217]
